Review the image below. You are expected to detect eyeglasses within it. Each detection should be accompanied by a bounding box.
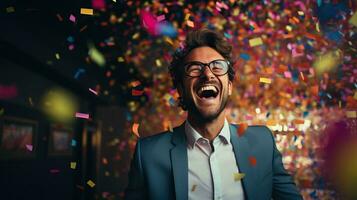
[184,59,230,77]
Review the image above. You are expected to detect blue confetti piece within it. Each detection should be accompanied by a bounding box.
[303,111,309,118]
[71,139,77,147]
[169,97,176,106]
[224,32,232,39]
[158,23,177,37]
[240,53,251,61]
[67,36,75,43]
[327,93,332,99]
[317,0,321,7]
[74,68,85,79]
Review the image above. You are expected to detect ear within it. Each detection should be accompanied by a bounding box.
[228,80,232,96]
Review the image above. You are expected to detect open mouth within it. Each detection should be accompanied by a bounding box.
[196,85,219,99]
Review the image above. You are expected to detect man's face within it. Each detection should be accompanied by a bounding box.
[178,46,232,121]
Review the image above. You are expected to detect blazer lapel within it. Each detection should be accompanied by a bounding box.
[170,123,188,200]
[229,124,254,200]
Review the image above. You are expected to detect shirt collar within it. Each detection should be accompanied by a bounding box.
[185,119,230,148]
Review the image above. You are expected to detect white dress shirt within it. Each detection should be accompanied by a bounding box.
[185,119,245,200]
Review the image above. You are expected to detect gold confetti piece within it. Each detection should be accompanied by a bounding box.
[6,7,15,13]
[70,162,77,169]
[187,20,195,28]
[349,11,357,27]
[297,11,304,16]
[156,59,162,67]
[313,51,341,75]
[87,180,95,188]
[346,111,357,118]
[164,37,173,45]
[117,56,125,62]
[80,8,93,15]
[89,44,106,67]
[132,33,140,39]
[259,77,272,84]
[185,14,190,20]
[354,91,357,100]
[285,25,292,32]
[234,173,245,181]
[249,37,263,47]
[316,22,320,32]
[132,123,140,137]
[55,53,60,60]
[191,184,197,192]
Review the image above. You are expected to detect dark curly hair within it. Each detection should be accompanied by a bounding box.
[168,28,235,89]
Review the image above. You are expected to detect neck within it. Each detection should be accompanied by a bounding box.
[187,110,226,141]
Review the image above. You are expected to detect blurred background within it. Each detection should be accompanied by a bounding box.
[0,0,356,199]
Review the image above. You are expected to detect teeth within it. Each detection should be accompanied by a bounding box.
[197,85,218,96]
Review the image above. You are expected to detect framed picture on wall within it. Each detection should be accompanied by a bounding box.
[48,124,73,156]
[0,116,37,159]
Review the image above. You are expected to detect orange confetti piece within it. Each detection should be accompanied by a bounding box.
[237,123,248,137]
[293,119,305,125]
[130,81,141,87]
[132,123,140,137]
[249,156,257,166]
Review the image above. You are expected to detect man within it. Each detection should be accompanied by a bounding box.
[124,28,302,200]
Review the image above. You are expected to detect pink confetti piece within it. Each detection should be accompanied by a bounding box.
[25,144,33,151]
[284,71,292,78]
[50,169,60,173]
[89,88,98,95]
[157,14,165,22]
[69,14,76,23]
[75,112,90,119]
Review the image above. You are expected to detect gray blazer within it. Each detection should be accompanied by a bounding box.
[124,123,302,200]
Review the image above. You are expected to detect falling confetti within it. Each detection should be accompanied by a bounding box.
[87,180,96,188]
[233,173,245,181]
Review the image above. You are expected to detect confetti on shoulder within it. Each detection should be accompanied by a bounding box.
[249,37,263,47]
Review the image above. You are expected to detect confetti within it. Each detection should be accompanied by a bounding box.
[132,89,144,96]
[69,14,76,23]
[75,112,90,119]
[249,156,257,166]
[237,123,248,137]
[259,77,272,84]
[55,53,60,60]
[71,139,77,147]
[132,123,140,137]
[70,162,77,169]
[249,37,263,47]
[346,111,356,118]
[157,14,165,22]
[25,144,33,151]
[233,173,245,181]
[80,8,93,15]
[130,81,141,87]
[186,20,195,28]
[74,68,85,79]
[89,88,98,95]
[87,180,96,188]
[191,184,197,192]
[50,169,60,174]
[117,56,125,62]
[349,11,357,27]
[6,7,15,13]
[88,45,106,67]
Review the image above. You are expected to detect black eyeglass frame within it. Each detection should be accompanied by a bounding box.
[183,59,230,78]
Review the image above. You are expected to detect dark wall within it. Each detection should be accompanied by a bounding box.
[0,59,90,200]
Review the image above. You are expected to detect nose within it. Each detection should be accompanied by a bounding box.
[200,65,215,80]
